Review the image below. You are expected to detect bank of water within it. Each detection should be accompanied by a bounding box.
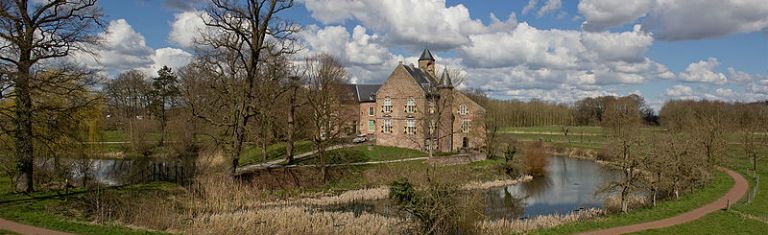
[326,155,620,219]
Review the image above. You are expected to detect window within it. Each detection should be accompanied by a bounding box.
[459,104,468,116]
[383,97,392,113]
[406,119,416,135]
[383,119,392,133]
[368,120,375,133]
[428,101,435,114]
[406,97,416,113]
[368,107,374,116]
[428,120,436,135]
[461,119,470,133]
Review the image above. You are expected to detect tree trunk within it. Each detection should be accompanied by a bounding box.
[620,186,629,213]
[14,63,34,193]
[286,87,297,164]
[159,97,166,146]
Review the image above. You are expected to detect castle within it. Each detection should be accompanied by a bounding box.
[342,49,486,152]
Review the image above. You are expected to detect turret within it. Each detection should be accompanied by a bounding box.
[418,48,436,77]
[438,69,453,89]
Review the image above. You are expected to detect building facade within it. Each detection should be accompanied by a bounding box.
[344,49,486,152]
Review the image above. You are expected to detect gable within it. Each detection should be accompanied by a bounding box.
[376,64,428,98]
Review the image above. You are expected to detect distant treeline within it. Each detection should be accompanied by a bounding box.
[465,89,767,128]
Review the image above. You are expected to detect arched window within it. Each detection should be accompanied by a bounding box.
[406,97,416,113]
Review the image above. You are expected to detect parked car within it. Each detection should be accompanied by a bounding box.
[352,134,367,143]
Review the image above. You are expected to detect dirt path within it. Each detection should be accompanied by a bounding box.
[235,144,355,175]
[0,218,73,235]
[578,167,749,235]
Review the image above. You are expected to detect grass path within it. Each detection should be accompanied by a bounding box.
[578,167,748,235]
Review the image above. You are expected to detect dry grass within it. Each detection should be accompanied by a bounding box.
[604,194,650,213]
[461,175,533,190]
[476,208,605,234]
[188,206,415,235]
[524,142,550,176]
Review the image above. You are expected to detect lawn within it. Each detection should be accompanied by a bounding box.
[294,145,427,165]
[535,170,734,234]
[630,145,768,234]
[238,140,314,166]
[0,176,172,235]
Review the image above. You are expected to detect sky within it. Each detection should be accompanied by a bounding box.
[89,0,768,110]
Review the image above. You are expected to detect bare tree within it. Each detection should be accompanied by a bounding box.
[599,96,644,213]
[303,54,347,182]
[0,0,102,192]
[189,0,298,175]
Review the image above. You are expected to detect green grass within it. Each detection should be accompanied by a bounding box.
[0,230,19,235]
[502,125,606,134]
[99,130,162,142]
[238,140,314,166]
[294,145,426,165]
[0,177,172,235]
[630,211,768,235]
[535,170,734,234]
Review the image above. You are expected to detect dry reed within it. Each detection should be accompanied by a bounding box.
[476,208,604,234]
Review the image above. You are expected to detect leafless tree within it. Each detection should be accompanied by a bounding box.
[599,95,644,213]
[302,54,347,182]
[0,0,102,192]
[189,0,299,175]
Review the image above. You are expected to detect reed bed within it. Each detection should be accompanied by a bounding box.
[476,208,605,234]
[188,206,415,235]
[461,175,533,190]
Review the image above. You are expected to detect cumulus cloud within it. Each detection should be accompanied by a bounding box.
[538,0,562,16]
[679,57,727,84]
[578,0,768,40]
[303,0,517,49]
[665,85,693,97]
[579,0,655,32]
[299,25,392,66]
[168,11,209,48]
[72,19,192,77]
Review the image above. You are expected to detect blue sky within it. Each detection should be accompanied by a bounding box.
[94,0,768,110]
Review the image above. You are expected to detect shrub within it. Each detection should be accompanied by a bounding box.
[524,141,550,177]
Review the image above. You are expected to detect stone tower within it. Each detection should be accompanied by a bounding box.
[418,48,436,77]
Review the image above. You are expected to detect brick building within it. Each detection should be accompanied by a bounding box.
[343,49,486,152]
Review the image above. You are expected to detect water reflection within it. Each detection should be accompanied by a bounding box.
[41,157,196,186]
[486,155,619,219]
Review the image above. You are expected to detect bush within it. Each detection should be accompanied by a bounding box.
[524,142,549,177]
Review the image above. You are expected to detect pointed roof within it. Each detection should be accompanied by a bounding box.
[439,70,453,89]
[418,48,435,61]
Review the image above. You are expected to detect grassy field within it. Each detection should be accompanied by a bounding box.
[294,145,427,165]
[535,170,734,234]
[0,177,171,235]
[238,140,314,166]
[626,146,768,234]
[503,125,767,234]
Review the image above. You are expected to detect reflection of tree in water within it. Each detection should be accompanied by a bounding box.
[485,187,525,220]
[521,174,553,198]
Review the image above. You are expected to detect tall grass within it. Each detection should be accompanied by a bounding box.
[477,208,605,234]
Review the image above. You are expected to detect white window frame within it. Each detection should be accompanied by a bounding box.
[368,106,374,116]
[461,119,470,133]
[406,119,416,135]
[368,120,375,133]
[459,104,468,116]
[383,119,392,133]
[384,97,393,113]
[406,97,416,113]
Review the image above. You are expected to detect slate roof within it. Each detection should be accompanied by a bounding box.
[403,64,439,93]
[419,49,435,61]
[339,84,381,103]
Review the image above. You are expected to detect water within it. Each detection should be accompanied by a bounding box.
[326,155,619,219]
[41,157,196,186]
[485,155,619,219]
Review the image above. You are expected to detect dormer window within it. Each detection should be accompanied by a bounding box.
[406,97,416,113]
[383,97,392,113]
[459,104,468,116]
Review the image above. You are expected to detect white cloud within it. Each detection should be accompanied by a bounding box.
[144,47,194,75]
[522,0,539,15]
[578,0,768,40]
[579,0,655,32]
[303,0,517,49]
[538,0,562,16]
[580,25,652,63]
[168,11,208,48]
[665,85,693,97]
[299,25,392,66]
[679,57,727,84]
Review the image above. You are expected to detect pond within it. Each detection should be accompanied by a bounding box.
[485,155,619,219]
[40,157,196,186]
[326,155,620,219]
